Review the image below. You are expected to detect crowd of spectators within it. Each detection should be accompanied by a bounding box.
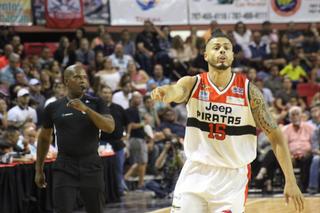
[0,20,319,197]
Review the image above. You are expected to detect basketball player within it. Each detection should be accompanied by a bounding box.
[35,64,115,213]
[151,30,304,213]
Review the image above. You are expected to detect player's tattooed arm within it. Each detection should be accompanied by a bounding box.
[249,83,277,135]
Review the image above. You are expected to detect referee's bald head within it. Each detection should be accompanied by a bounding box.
[63,64,84,83]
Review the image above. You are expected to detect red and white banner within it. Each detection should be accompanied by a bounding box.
[45,0,84,28]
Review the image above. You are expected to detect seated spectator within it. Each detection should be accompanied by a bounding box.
[127,61,149,93]
[48,61,63,82]
[38,46,54,70]
[109,43,133,75]
[286,22,304,46]
[280,56,308,83]
[75,38,95,67]
[44,81,66,107]
[279,33,294,61]
[307,103,320,128]
[189,37,208,75]
[17,125,56,159]
[95,57,121,92]
[154,25,172,75]
[302,23,320,56]
[29,78,46,109]
[245,31,269,72]
[282,106,315,192]
[0,53,23,88]
[147,64,170,92]
[94,33,115,57]
[307,124,320,194]
[0,44,13,69]
[71,27,86,50]
[168,35,194,80]
[293,44,313,72]
[135,20,159,75]
[232,21,252,52]
[140,95,160,129]
[120,29,135,57]
[1,126,26,155]
[255,132,278,193]
[255,79,274,107]
[264,65,283,94]
[263,42,286,70]
[112,81,132,110]
[158,108,185,139]
[90,25,106,49]
[310,55,320,83]
[54,36,76,69]
[0,98,8,131]
[261,21,279,45]
[7,88,37,128]
[10,35,21,54]
[275,77,298,112]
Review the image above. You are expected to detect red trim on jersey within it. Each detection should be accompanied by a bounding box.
[192,72,249,106]
[244,164,251,205]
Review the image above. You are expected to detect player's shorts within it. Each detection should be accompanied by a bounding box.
[171,160,251,213]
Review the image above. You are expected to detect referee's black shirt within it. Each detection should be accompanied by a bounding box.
[42,95,110,158]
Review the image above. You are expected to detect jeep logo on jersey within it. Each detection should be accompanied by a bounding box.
[199,90,209,101]
[231,86,244,95]
[222,210,232,213]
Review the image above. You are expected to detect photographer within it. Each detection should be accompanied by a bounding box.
[145,128,185,198]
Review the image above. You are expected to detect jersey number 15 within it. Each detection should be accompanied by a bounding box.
[208,123,226,140]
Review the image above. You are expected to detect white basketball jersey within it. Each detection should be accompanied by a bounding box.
[184,72,257,168]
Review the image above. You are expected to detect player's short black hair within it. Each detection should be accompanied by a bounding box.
[207,28,232,44]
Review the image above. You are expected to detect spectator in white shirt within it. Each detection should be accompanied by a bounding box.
[7,88,37,127]
[109,43,133,75]
[112,81,132,110]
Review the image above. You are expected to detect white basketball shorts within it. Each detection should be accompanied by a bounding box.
[171,160,251,213]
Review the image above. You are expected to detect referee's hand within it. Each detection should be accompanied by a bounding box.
[67,99,88,113]
[35,170,47,188]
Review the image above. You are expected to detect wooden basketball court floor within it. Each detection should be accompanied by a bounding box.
[148,196,320,213]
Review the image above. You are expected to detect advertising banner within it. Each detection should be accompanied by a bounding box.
[188,0,268,24]
[110,0,188,25]
[269,0,320,23]
[0,0,32,25]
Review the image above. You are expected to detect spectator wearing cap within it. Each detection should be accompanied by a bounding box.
[29,78,46,109]
[7,88,37,128]
[0,53,23,87]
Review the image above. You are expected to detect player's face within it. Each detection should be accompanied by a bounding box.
[205,37,234,70]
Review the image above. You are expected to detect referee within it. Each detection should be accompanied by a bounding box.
[35,64,115,213]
